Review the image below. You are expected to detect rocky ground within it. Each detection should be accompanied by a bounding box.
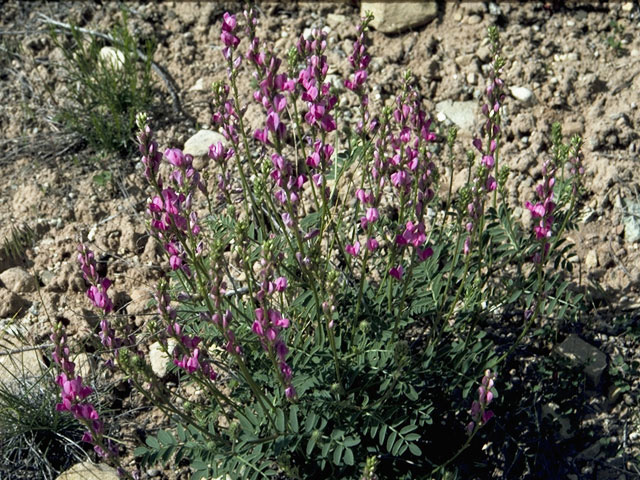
[1,1,640,479]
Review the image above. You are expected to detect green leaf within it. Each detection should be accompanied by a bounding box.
[386,431,397,452]
[133,446,149,456]
[289,406,299,433]
[378,424,387,445]
[399,424,417,435]
[333,444,344,465]
[306,435,318,455]
[146,436,159,449]
[408,443,422,456]
[343,447,355,466]
[304,412,317,433]
[343,436,360,447]
[176,424,186,442]
[275,408,286,433]
[157,430,174,445]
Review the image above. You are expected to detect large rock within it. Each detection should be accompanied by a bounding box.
[56,461,119,480]
[361,2,437,34]
[435,100,478,131]
[555,334,607,386]
[0,266,36,293]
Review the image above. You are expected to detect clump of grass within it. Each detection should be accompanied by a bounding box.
[0,360,86,479]
[0,223,36,264]
[48,10,155,156]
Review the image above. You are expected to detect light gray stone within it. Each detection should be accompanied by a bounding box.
[183,129,226,159]
[98,47,125,71]
[555,334,607,386]
[435,100,478,130]
[622,201,640,243]
[509,86,535,105]
[189,77,207,92]
[326,13,347,28]
[362,2,437,34]
[584,250,598,269]
[149,339,176,378]
[0,266,36,294]
[56,461,119,480]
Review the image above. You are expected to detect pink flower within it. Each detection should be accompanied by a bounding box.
[345,242,360,257]
[365,207,379,224]
[366,237,379,252]
[274,276,288,292]
[482,155,495,168]
[165,148,186,168]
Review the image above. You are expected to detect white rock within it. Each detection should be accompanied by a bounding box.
[584,250,598,269]
[189,77,207,92]
[56,461,119,480]
[435,100,477,130]
[183,129,227,158]
[362,1,437,34]
[149,339,176,378]
[623,201,640,243]
[509,86,535,104]
[622,2,634,12]
[99,46,125,70]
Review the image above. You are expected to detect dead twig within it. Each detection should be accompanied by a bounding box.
[0,343,53,356]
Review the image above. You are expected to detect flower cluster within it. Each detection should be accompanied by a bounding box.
[245,12,295,147]
[251,247,296,399]
[146,147,206,276]
[51,324,115,459]
[371,84,436,276]
[525,159,557,263]
[296,29,337,133]
[345,12,373,133]
[467,369,496,434]
[77,244,126,358]
[463,31,505,255]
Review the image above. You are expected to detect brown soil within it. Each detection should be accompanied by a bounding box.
[1,1,639,479]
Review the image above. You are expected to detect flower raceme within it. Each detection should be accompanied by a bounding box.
[467,369,496,435]
[50,325,114,459]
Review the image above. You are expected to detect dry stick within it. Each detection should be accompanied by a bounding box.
[0,343,54,356]
[37,13,194,124]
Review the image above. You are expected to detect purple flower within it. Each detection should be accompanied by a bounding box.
[389,265,404,280]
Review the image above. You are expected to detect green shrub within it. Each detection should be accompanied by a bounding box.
[53,11,586,480]
[49,10,155,155]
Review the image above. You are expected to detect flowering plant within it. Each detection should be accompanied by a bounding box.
[52,12,585,480]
